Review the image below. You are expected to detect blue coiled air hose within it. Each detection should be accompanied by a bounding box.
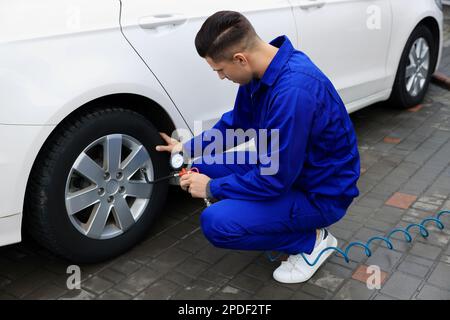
[265,210,450,266]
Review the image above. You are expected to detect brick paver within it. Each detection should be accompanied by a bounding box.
[385,192,417,209]
[351,265,388,285]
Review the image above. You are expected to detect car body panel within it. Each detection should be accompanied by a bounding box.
[290,0,393,106]
[120,0,298,131]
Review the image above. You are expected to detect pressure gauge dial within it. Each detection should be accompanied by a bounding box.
[170,152,185,170]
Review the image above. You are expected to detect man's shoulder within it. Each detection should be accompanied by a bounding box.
[275,51,338,100]
[286,51,327,86]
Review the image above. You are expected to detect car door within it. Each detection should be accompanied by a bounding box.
[288,0,392,106]
[120,0,297,134]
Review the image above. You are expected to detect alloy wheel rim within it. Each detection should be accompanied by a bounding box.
[405,37,430,97]
[65,134,154,239]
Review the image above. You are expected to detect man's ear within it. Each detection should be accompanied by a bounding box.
[233,53,248,65]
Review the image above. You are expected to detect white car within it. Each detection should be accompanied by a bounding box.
[0,0,444,263]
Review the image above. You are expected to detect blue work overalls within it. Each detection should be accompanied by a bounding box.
[183,35,360,255]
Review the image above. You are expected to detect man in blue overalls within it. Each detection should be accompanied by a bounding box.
[156,11,360,283]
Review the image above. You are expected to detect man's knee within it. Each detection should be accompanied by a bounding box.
[200,202,242,248]
[200,204,225,246]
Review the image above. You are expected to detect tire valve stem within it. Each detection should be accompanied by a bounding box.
[140,168,177,184]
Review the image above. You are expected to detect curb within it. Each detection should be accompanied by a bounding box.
[431,72,450,90]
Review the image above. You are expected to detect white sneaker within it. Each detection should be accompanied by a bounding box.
[273,229,338,284]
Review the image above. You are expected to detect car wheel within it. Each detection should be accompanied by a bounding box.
[24,107,170,263]
[388,25,437,109]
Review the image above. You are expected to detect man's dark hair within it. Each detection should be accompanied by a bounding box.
[195,11,259,62]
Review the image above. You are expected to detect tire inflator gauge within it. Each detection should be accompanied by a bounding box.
[140,151,212,207]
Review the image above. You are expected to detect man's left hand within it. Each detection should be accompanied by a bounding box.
[179,172,211,198]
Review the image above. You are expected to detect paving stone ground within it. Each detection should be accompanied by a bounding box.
[1,9,450,300]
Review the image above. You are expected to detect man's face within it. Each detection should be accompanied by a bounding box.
[206,54,254,85]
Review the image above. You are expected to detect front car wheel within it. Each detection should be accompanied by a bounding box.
[24,107,170,263]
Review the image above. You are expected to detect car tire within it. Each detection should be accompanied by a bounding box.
[388,24,437,109]
[24,107,170,263]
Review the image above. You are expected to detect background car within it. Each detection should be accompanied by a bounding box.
[0,0,444,263]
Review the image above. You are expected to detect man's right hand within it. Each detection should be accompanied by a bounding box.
[155,132,183,154]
